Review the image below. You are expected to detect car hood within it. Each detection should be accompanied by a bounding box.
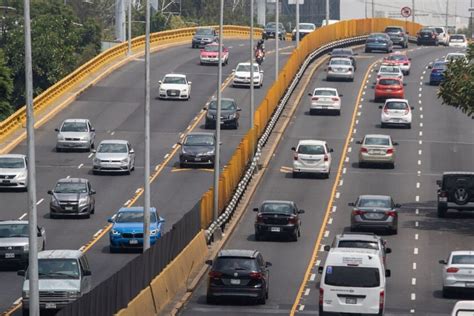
[193,35,213,40]
[201,51,226,58]
[23,279,81,292]
[0,168,25,175]
[52,192,87,202]
[235,71,259,78]
[0,237,28,247]
[58,132,89,139]
[160,83,187,90]
[182,145,214,155]
[95,152,128,160]
[112,222,159,233]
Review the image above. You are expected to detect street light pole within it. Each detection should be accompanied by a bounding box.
[23,0,39,314]
[143,0,151,252]
[371,0,374,18]
[412,0,415,23]
[275,0,279,81]
[445,0,449,28]
[471,0,473,40]
[295,0,300,45]
[250,0,255,129]
[128,0,132,56]
[213,0,224,223]
[326,0,329,25]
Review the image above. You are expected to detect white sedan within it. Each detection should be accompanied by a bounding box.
[232,62,263,88]
[439,251,474,298]
[380,99,413,129]
[158,74,192,100]
[291,140,333,178]
[448,34,468,48]
[309,88,342,115]
[377,65,404,81]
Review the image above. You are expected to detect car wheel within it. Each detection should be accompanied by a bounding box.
[91,207,95,214]
[92,170,99,175]
[22,308,29,316]
[290,230,298,242]
[381,122,386,128]
[365,48,370,53]
[85,212,91,219]
[406,70,410,76]
[257,291,266,304]
[56,147,62,153]
[50,213,57,219]
[391,227,398,235]
[255,232,261,241]
[298,228,301,237]
[125,167,131,175]
[292,171,299,178]
[359,162,365,168]
[437,206,447,218]
[390,162,395,169]
[233,121,239,129]
[324,171,330,179]
[206,295,216,304]
[42,241,46,251]
[110,246,118,253]
[442,287,452,298]
[406,123,411,129]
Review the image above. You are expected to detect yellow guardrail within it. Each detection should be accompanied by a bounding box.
[0,25,263,145]
[199,18,422,228]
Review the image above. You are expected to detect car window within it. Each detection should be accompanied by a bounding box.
[61,122,88,132]
[443,175,474,189]
[330,59,351,66]
[380,66,400,73]
[314,90,337,96]
[298,144,325,155]
[324,266,380,287]
[0,224,29,238]
[0,157,25,168]
[338,240,379,250]
[214,257,258,271]
[163,76,186,84]
[379,79,401,86]
[261,202,294,215]
[196,28,214,36]
[364,137,390,146]
[115,211,157,223]
[184,135,215,146]
[97,143,128,153]
[358,197,391,208]
[451,255,474,264]
[299,24,315,30]
[385,102,408,110]
[32,259,80,280]
[209,99,236,110]
[54,182,88,194]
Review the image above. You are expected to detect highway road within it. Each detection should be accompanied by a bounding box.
[179,44,474,316]
[0,38,295,313]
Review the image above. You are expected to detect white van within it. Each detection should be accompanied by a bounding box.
[318,248,390,315]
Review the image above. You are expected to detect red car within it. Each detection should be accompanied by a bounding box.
[382,52,411,75]
[374,77,404,102]
[199,43,229,65]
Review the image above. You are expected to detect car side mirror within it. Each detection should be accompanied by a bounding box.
[353,53,358,56]
[291,147,296,151]
[439,259,447,265]
[54,128,59,132]
[17,270,25,276]
[355,140,362,144]
[436,180,442,186]
[318,266,324,274]
[324,245,331,251]
[410,106,414,110]
[385,269,391,277]
[253,207,259,212]
[236,108,242,112]
[91,149,96,153]
[205,259,213,265]
[395,203,401,208]
[403,83,407,86]
[379,105,383,109]
[393,142,399,146]
[339,94,343,97]
[129,149,135,154]
[298,209,305,214]
[107,217,114,223]
[47,190,53,195]
[158,80,162,84]
[427,65,433,69]
[385,247,392,254]
[265,262,272,267]
[308,93,312,96]
[260,70,264,73]
[90,190,96,195]
[329,148,334,153]
[90,128,95,132]
[188,81,192,85]
[408,57,411,60]
[406,32,409,35]
[348,202,355,206]
[37,231,43,237]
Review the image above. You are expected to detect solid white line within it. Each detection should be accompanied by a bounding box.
[412,278,416,285]
[78,163,83,169]
[36,199,44,205]
[304,288,310,296]
[19,213,27,220]
[415,233,419,240]
[335,192,340,199]
[414,248,419,255]
[88,153,93,158]
[411,293,416,300]
[310,274,316,281]
[413,262,417,270]
[328,218,333,225]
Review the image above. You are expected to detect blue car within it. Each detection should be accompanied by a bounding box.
[108,207,165,252]
[429,61,447,85]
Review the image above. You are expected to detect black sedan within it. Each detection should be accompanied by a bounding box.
[206,249,272,304]
[178,132,215,168]
[254,200,304,241]
[205,98,241,129]
[329,48,358,71]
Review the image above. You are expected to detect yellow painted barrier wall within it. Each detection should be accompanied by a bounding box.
[199,18,422,228]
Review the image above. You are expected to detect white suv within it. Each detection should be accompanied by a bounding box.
[291,140,333,178]
[429,26,450,46]
[380,98,414,129]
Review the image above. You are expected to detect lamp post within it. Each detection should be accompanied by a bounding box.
[143,0,151,252]
[250,0,255,130]
[275,0,279,81]
[128,0,132,55]
[295,0,300,45]
[326,0,329,25]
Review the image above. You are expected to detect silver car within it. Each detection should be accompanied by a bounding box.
[48,178,96,218]
[439,251,474,297]
[92,140,135,174]
[326,57,354,81]
[0,154,28,191]
[349,195,400,234]
[0,220,46,267]
[55,119,95,152]
[357,134,398,168]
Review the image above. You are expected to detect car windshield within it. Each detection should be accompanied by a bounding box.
[338,240,379,250]
[386,55,407,61]
[261,202,294,215]
[386,101,408,110]
[433,62,447,70]
[204,45,220,52]
[330,59,351,66]
[364,137,390,146]
[266,22,284,29]
[379,79,401,86]
[209,99,236,110]
[358,197,391,208]
[236,64,259,72]
[0,224,29,238]
[196,28,214,35]
[54,182,88,194]
[61,122,88,132]
[163,76,186,84]
[0,157,25,169]
[314,90,337,96]
[214,257,258,271]
[97,143,128,153]
[385,27,402,33]
[299,24,315,30]
[298,144,325,155]
[28,259,80,280]
[325,266,380,287]
[115,211,157,223]
[450,35,465,41]
[184,135,214,146]
[451,255,474,264]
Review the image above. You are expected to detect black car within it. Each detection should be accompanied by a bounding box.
[262,22,286,40]
[254,200,304,241]
[436,172,474,217]
[178,132,215,168]
[384,26,409,48]
[206,249,272,304]
[192,27,218,48]
[205,98,241,129]
[329,48,358,71]
[417,28,439,46]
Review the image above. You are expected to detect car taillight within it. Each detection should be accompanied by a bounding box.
[386,148,394,154]
[360,147,368,153]
[319,288,324,306]
[209,271,222,279]
[312,97,319,101]
[328,67,332,71]
[331,97,339,102]
[383,107,390,114]
[403,62,409,65]
[439,191,447,197]
[446,267,459,273]
[249,272,263,280]
[324,154,329,162]
[353,209,365,216]
[387,211,397,217]
[288,216,298,224]
[256,214,264,223]
[294,153,299,161]
[404,108,409,115]
[379,290,385,312]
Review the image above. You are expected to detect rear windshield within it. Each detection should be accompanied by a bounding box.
[450,35,465,41]
[364,137,390,146]
[443,175,474,189]
[379,79,401,86]
[420,29,434,33]
[380,66,400,73]
[330,59,351,66]
[261,202,294,215]
[332,49,353,56]
[452,255,474,264]
[325,266,380,287]
[314,90,337,96]
[386,55,407,61]
[358,197,391,208]
[338,240,379,250]
[385,101,408,110]
[61,122,88,132]
[385,27,402,33]
[214,257,258,271]
[434,28,444,34]
[298,144,325,155]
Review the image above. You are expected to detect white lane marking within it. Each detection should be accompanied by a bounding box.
[13,298,22,305]
[310,274,316,281]
[355,119,359,124]
[79,245,86,251]
[415,233,419,240]
[418,150,422,155]
[328,218,333,225]
[88,153,93,158]
[304,288,310,296]
[19,213,27,220]
[357,112,361,116]
[238,44,244,47]
[125,199,131,206]
[415,195,419,202]
[420,76,424,80]
[411,293,416,300]
[93,229,103,238]
[412,278,416,285]
[110,131,115,136]
[417,160,421,165]
[414,248,418,255]
[413,262,417,270]
[358,104,362,108]
[320,245,326,252]
[418,93,422,98]
[360,98,364,102]
[353,128,357,134]
[343,168,347,174]
[78,163,83,169]
[419,83,423,87]
[416,182,420,189]
[350,137,354,142]
[418,100,422,105]
[164,153,170,159]
[299,305,305,311]
[228,46,233,49]
[324,230,330,238]
[135,188,141,193]
[348,147,352,153]
[420,114,423,119]
[332,206,337,213]
[362,91,366,95]
[36,199,44,205]
[417,170,421,176]
[316,259,321,266]
[419,140,422,145]
[419,122,423,127]
[364,85,367,89]
[335,192,340,199]
[422,70,426,74]
[345,157,349,163]
[411,309,415,313]
[419,131,423,136]
[415,221,419,227]
[339,179,344,186]
[155,164,160,171]
[416,209,419,215]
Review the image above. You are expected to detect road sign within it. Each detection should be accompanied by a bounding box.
[401,6,412,18]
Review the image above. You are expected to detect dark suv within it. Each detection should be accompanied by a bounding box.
[204,98,241,129]
[206,249,272,304]
[254,200,304,241]
[192,27,218,48]
[436,172,474,217]
[417,28,439,46]
[384,26,409,48]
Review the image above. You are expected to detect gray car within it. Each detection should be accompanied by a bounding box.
[365,33,393,53]
[92,140,135,174]
[384,26,408,48]
[55,119,95,152]
[0,220,45,267]
[0,154,28,191]
[349,195,400,234]
[192,27,218,48]
[357,134,398,168]
[205,98,241,129]
[48,178,96,219]
[326,57,354,81]
[179,132,215,168]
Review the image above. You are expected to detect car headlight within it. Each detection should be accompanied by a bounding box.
[111,229,121,235]
[205,150,214,156]
[67,291,80,298]
[228,113,236,119]
[16,172,27,180]
[78,196,89,206]
[159,88,165,93]
[51,196,60,206]
[23,244,29,252]
[121,158,129,165]
[182,88,188,93]
[93,158,101,165]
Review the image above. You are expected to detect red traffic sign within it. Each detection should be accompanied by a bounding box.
[401,6,412,18]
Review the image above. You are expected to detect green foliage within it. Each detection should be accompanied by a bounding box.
[438,43,474,117]
[0,50,14,120]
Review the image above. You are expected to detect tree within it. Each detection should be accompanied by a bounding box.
[0,49,14,120]
[437,43,474,118]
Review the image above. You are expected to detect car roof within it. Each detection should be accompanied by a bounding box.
[56,177,88,184]
[186,132,214,137]
[38,250,84,259]
[62,118,89,123]
[385,98,408,103]
[99,139,128,144]
[164,73,186,78]
[299,23,315,26]
[210,97,235,102]
[450,251,474,256]
[369,32,387,36]
[335,233,381,242]
[446,52,466,56]
[385,25,403,29]
[443,171,474,176]
[118,206,157,213]
[218,249,259,258]
[364,134,391,139]
[0,154,26,159]
[314,87,338,92]
[326,248,382,265]
[452,300,474,310]
[0,220,29,225]
[261,200,295,205]
[297,139,327,146]
[237,62,257,67]
[358,194,391,200]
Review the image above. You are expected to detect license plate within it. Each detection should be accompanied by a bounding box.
[439,197,447,202]
[5,253,15,259]
[171,92,177,96]
[2,180,10,184]
[466,282,474,287]
[65,206,73,211]
[194,158,202,161]
[230,279,240,285]
[346,297,357,304]
[366,213,384,219]
[385,89,392,92]
[45,303,56,309]
[271,227,281,232]
[129,239,138,245]
[370,150,384,155]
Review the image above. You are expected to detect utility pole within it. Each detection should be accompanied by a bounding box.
[24,0,39,314]
[275,0,279,81]
[326,0,329,25]
[128,0,132,55]
[445,0,449,28]
[250,0,255,131]
[213,0,224,223]
[471,0,473,40]
[143,0,151,252]
[372,0,375,18]
[412,0,415,23]
[295,0,300,45]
